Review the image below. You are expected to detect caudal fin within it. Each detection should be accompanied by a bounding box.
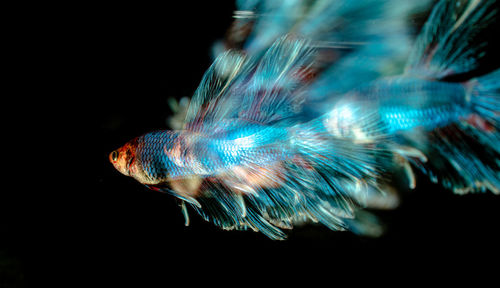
[395,69,500,194]
[389,1,500,194]
[464,68,500,160]
[469,69,500,128]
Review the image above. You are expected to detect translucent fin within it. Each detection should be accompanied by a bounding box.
[392,68,500,194]
[183,50,251,131]
[351,181,400,210]
[290,106,391,201]
[180,201,190,226]
[188,179,289,240]
[468,69,500,127]
[234,0,430,56]
[405,0,498,79]
[304,1,430,113]
[186,164,355,240]
[220,1,430,117]
[185,36,315,131]
[180,103,393,239]
[391,2,500,194]
[345,209,385,238]
[395,124,500,194]
[237,35,315,124]
[145,184,202,208]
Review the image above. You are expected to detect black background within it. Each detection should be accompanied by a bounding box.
[5,1,500,287]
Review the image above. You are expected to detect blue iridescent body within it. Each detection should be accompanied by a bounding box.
[110,0,500,239]
[358,77,468,133]
[138,123,290,180]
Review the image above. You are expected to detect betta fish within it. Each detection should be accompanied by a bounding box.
[110,0,500,239]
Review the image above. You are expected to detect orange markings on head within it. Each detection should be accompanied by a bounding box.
[109,139,139,177]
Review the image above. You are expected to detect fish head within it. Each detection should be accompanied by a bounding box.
[109,137,143,179]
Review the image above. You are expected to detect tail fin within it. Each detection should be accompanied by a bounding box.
[466,68,500,156]
[405,0,498,79]
[389,1,500,194]
[394,69,500,194]
[469,69,500,127]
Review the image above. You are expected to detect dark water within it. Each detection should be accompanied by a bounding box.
[8,2,500,287]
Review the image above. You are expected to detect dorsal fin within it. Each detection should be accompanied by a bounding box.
[236,36,314,124]
[183,35,315,132]
[404,0,498,79]
[183,50,251,131]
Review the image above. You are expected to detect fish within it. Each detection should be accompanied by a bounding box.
[110,0,500,239]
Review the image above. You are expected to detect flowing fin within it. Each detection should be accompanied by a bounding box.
[185,164,354,240]
[185,36,315,132]
[345,210,385,238]
[184,50,251,131]
[303,1,431,114]
[468,69,500,128]
[395,124,500,194]
[393,1,500,194]
[394,69,500,194]
[180,104,393,239]
[290,106,391,200]
[175,0,500,240]
[405,0,498,79]
[145,183,202,208]
[180,201,190,226]
[189,179,289,240]
[226,0,431,116]
[237,35,315,124]
[232,0,430,56]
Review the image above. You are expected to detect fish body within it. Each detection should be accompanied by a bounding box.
[110,0,500,239]
[111,122,291,196]
[351,77,469,133]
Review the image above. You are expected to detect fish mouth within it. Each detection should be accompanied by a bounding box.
[109,150,130,177]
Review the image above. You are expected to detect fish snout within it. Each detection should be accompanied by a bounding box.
[109,148,130,176]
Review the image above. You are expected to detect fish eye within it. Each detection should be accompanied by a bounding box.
[111,150,119,161]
